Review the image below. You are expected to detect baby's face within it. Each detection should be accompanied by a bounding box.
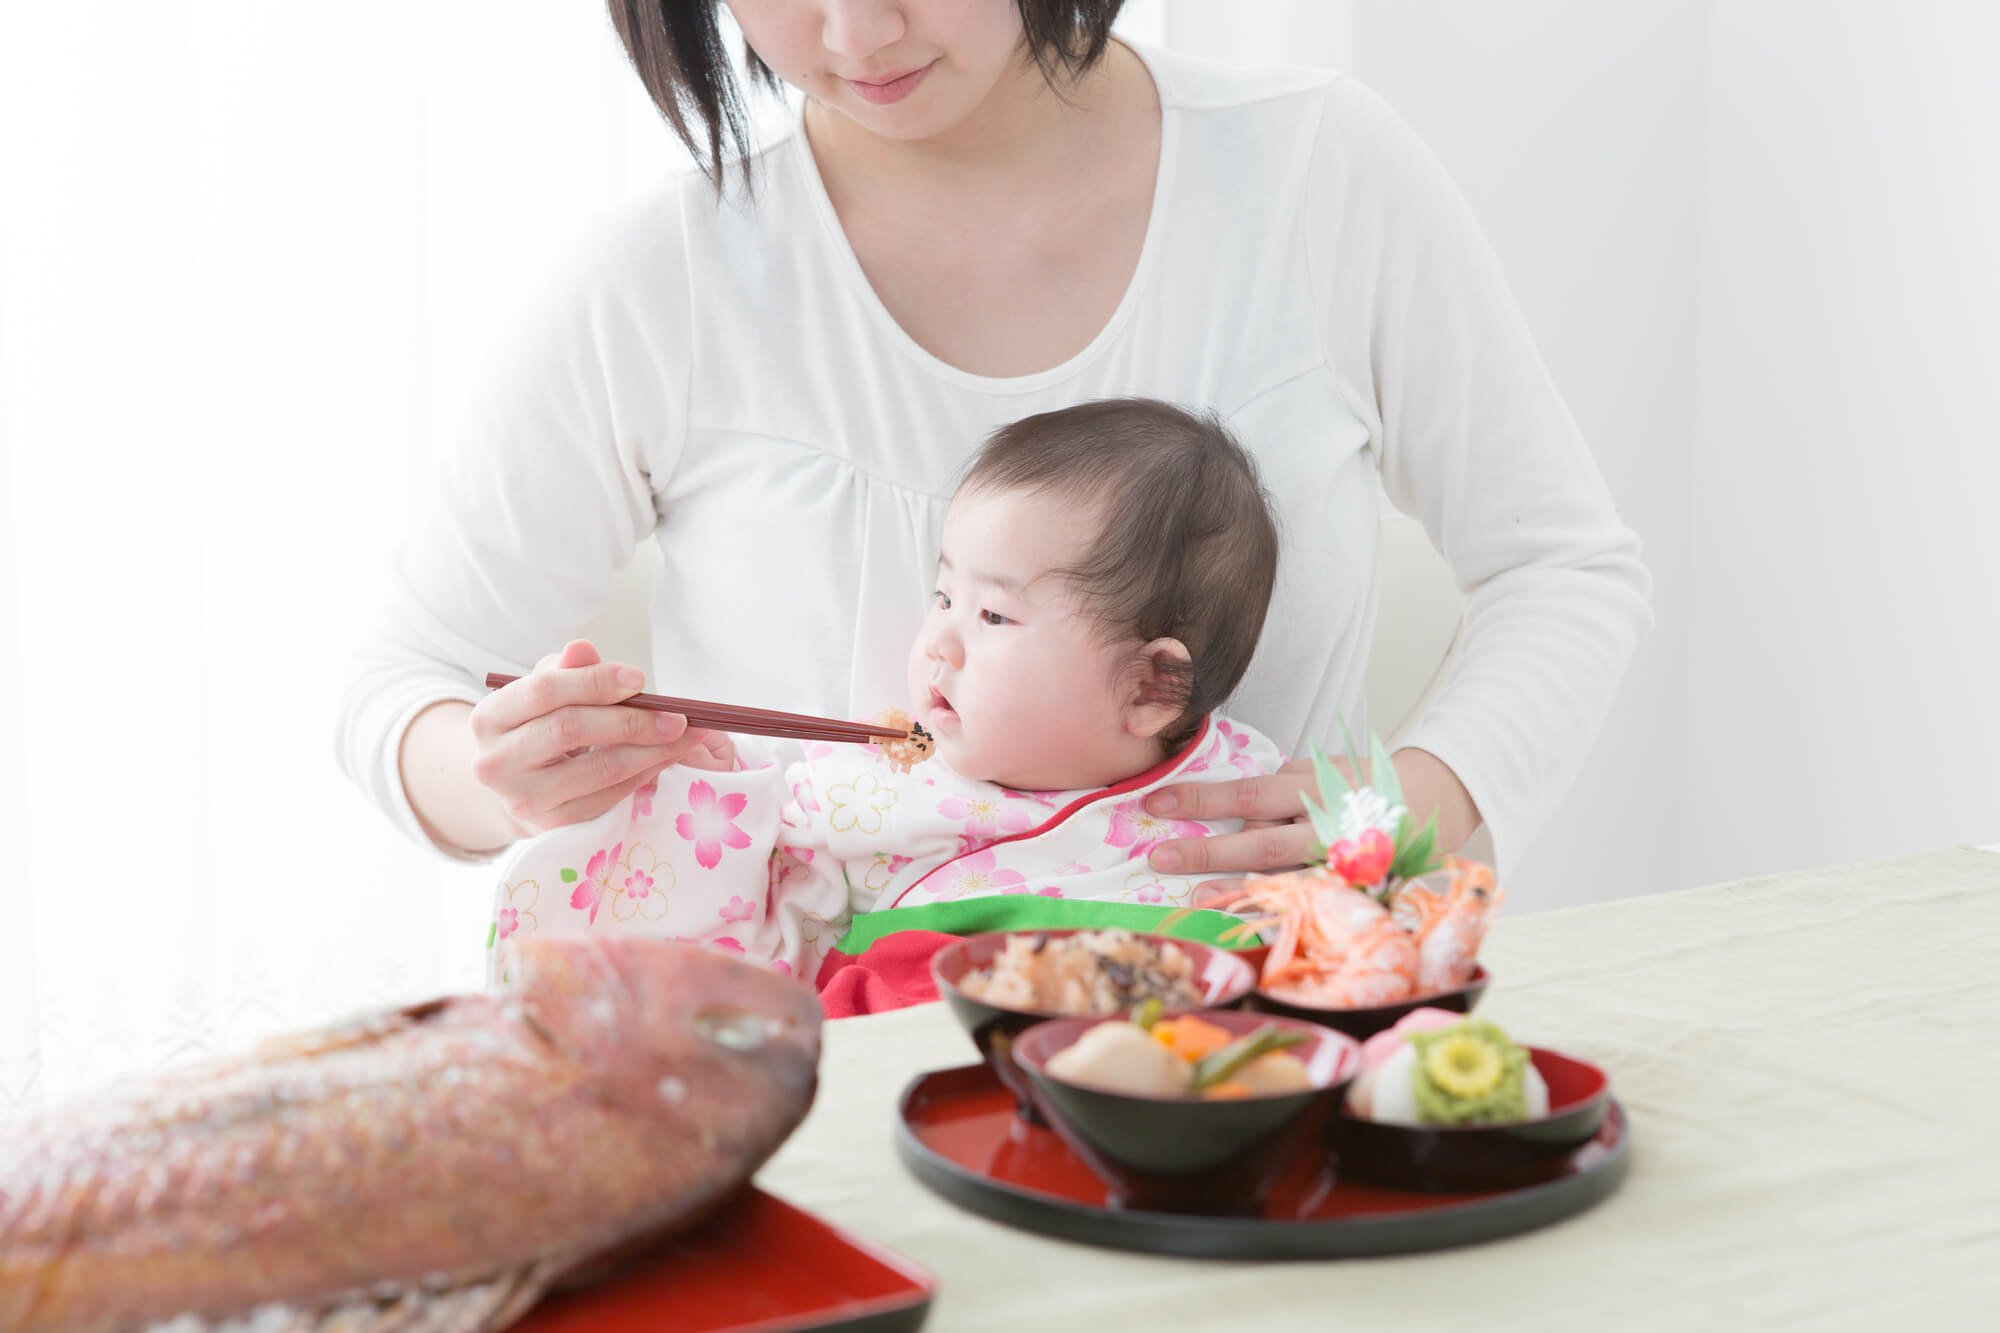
[907,487,1146,791]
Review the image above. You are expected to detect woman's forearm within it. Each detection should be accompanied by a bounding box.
[399,700,517,857]
[1392,746,1482,854]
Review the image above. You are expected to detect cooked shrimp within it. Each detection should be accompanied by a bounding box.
[1389,881,1444,937]
[1414,857,1506,993]
[1199,854,1505,1009]
[1264,920,1418,1008]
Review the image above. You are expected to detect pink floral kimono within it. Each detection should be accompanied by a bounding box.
[486,714,1284,988]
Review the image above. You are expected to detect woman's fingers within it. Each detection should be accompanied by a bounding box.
[1144,758,1317,823]
[474,654,649,739]
[1148,819,1318,876]
[1142,759,1327,874]
[1191,877,1247,908]
[536,761,673,832]
[496,741,690,834]
[475,698,685,780]
[467,640,711,835]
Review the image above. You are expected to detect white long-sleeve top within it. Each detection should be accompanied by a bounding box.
[336,44,1651,876]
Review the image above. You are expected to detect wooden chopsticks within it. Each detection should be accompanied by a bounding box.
[483,673,910,745]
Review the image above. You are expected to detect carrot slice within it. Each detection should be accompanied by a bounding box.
[1200,1081,1253,1100]
[1151,1015,1235,1061]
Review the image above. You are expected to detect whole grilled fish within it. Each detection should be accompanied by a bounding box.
[0,936,821,1333]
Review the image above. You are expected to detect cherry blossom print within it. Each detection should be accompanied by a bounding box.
[861,852,916,897]
[1103,799,1208,860]
[798,912,843,962]
[676,780,752,870]
[720,895,757,925]
[610,845,672,923]
[1121,867,1196,906]
[490,879,540,949]
[825,773,898,836]
[791,777,822,814]
[632,781,658,818]
[938,794,1034,837]
[567,842,624,925]
[768,846,811,896]
[1214,718,1263,776]
[938,848,1027,899]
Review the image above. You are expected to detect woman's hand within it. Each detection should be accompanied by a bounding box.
[469,639,735,839]
[1144,748,1481,905]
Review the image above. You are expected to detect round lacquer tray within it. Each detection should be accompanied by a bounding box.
[893,1063,1629,1260]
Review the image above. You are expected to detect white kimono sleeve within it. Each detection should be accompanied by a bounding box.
[485,753,797,985]
[764,757,860,984]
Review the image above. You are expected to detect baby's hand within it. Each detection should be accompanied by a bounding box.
[678,729,738,772]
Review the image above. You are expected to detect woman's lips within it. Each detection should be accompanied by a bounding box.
[847,61,933,106]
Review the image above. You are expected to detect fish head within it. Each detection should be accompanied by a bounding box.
[507,936,822,1138]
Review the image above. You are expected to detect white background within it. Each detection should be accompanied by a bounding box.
[2,1,1995,1101]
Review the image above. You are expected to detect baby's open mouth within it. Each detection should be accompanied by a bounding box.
[927,687,955,716]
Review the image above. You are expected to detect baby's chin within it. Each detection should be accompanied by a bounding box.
[928,731,1094,794]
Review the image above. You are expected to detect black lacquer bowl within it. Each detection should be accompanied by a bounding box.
[932,930,1257,1123]
[1012,1010,1361,1215]
[1242,959,1491,1042]
[1328,1045,1612,1192]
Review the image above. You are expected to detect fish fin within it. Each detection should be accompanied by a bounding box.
[141,1260,558,1333]
[248,998,455,1065]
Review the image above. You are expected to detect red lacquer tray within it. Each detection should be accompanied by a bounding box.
[512,1186,935,1333]
[895,1063,1628,1259]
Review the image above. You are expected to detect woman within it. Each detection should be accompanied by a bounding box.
[339,0,1650,888]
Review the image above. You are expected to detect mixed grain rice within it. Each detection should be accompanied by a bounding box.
[957,929,1204,1014]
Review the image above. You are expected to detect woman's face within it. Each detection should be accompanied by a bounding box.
[907,486,1148,791]
[725,0,1028,142]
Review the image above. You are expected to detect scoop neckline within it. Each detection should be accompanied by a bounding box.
[790,39,1178,397]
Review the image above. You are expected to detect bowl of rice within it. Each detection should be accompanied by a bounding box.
[931,929,1258,1123]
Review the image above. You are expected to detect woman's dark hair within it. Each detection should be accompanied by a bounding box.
[607,2,1126,188]
[961,399,1280,754]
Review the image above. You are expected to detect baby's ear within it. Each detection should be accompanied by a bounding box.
[1123,638,1193,741]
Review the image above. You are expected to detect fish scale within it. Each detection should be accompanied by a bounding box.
[2,938,821,1333]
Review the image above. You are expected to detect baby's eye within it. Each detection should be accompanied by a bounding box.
[933,591,951,609]
[980,609,1011,626]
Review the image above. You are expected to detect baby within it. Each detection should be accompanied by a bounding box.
[487,398,1288,997]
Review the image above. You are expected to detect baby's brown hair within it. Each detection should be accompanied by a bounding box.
[960,398,1280,753]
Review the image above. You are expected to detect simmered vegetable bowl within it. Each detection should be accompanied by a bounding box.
[1043,1001,1315,1101]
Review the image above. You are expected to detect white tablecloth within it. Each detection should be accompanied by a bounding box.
[756,844,2000,1331]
